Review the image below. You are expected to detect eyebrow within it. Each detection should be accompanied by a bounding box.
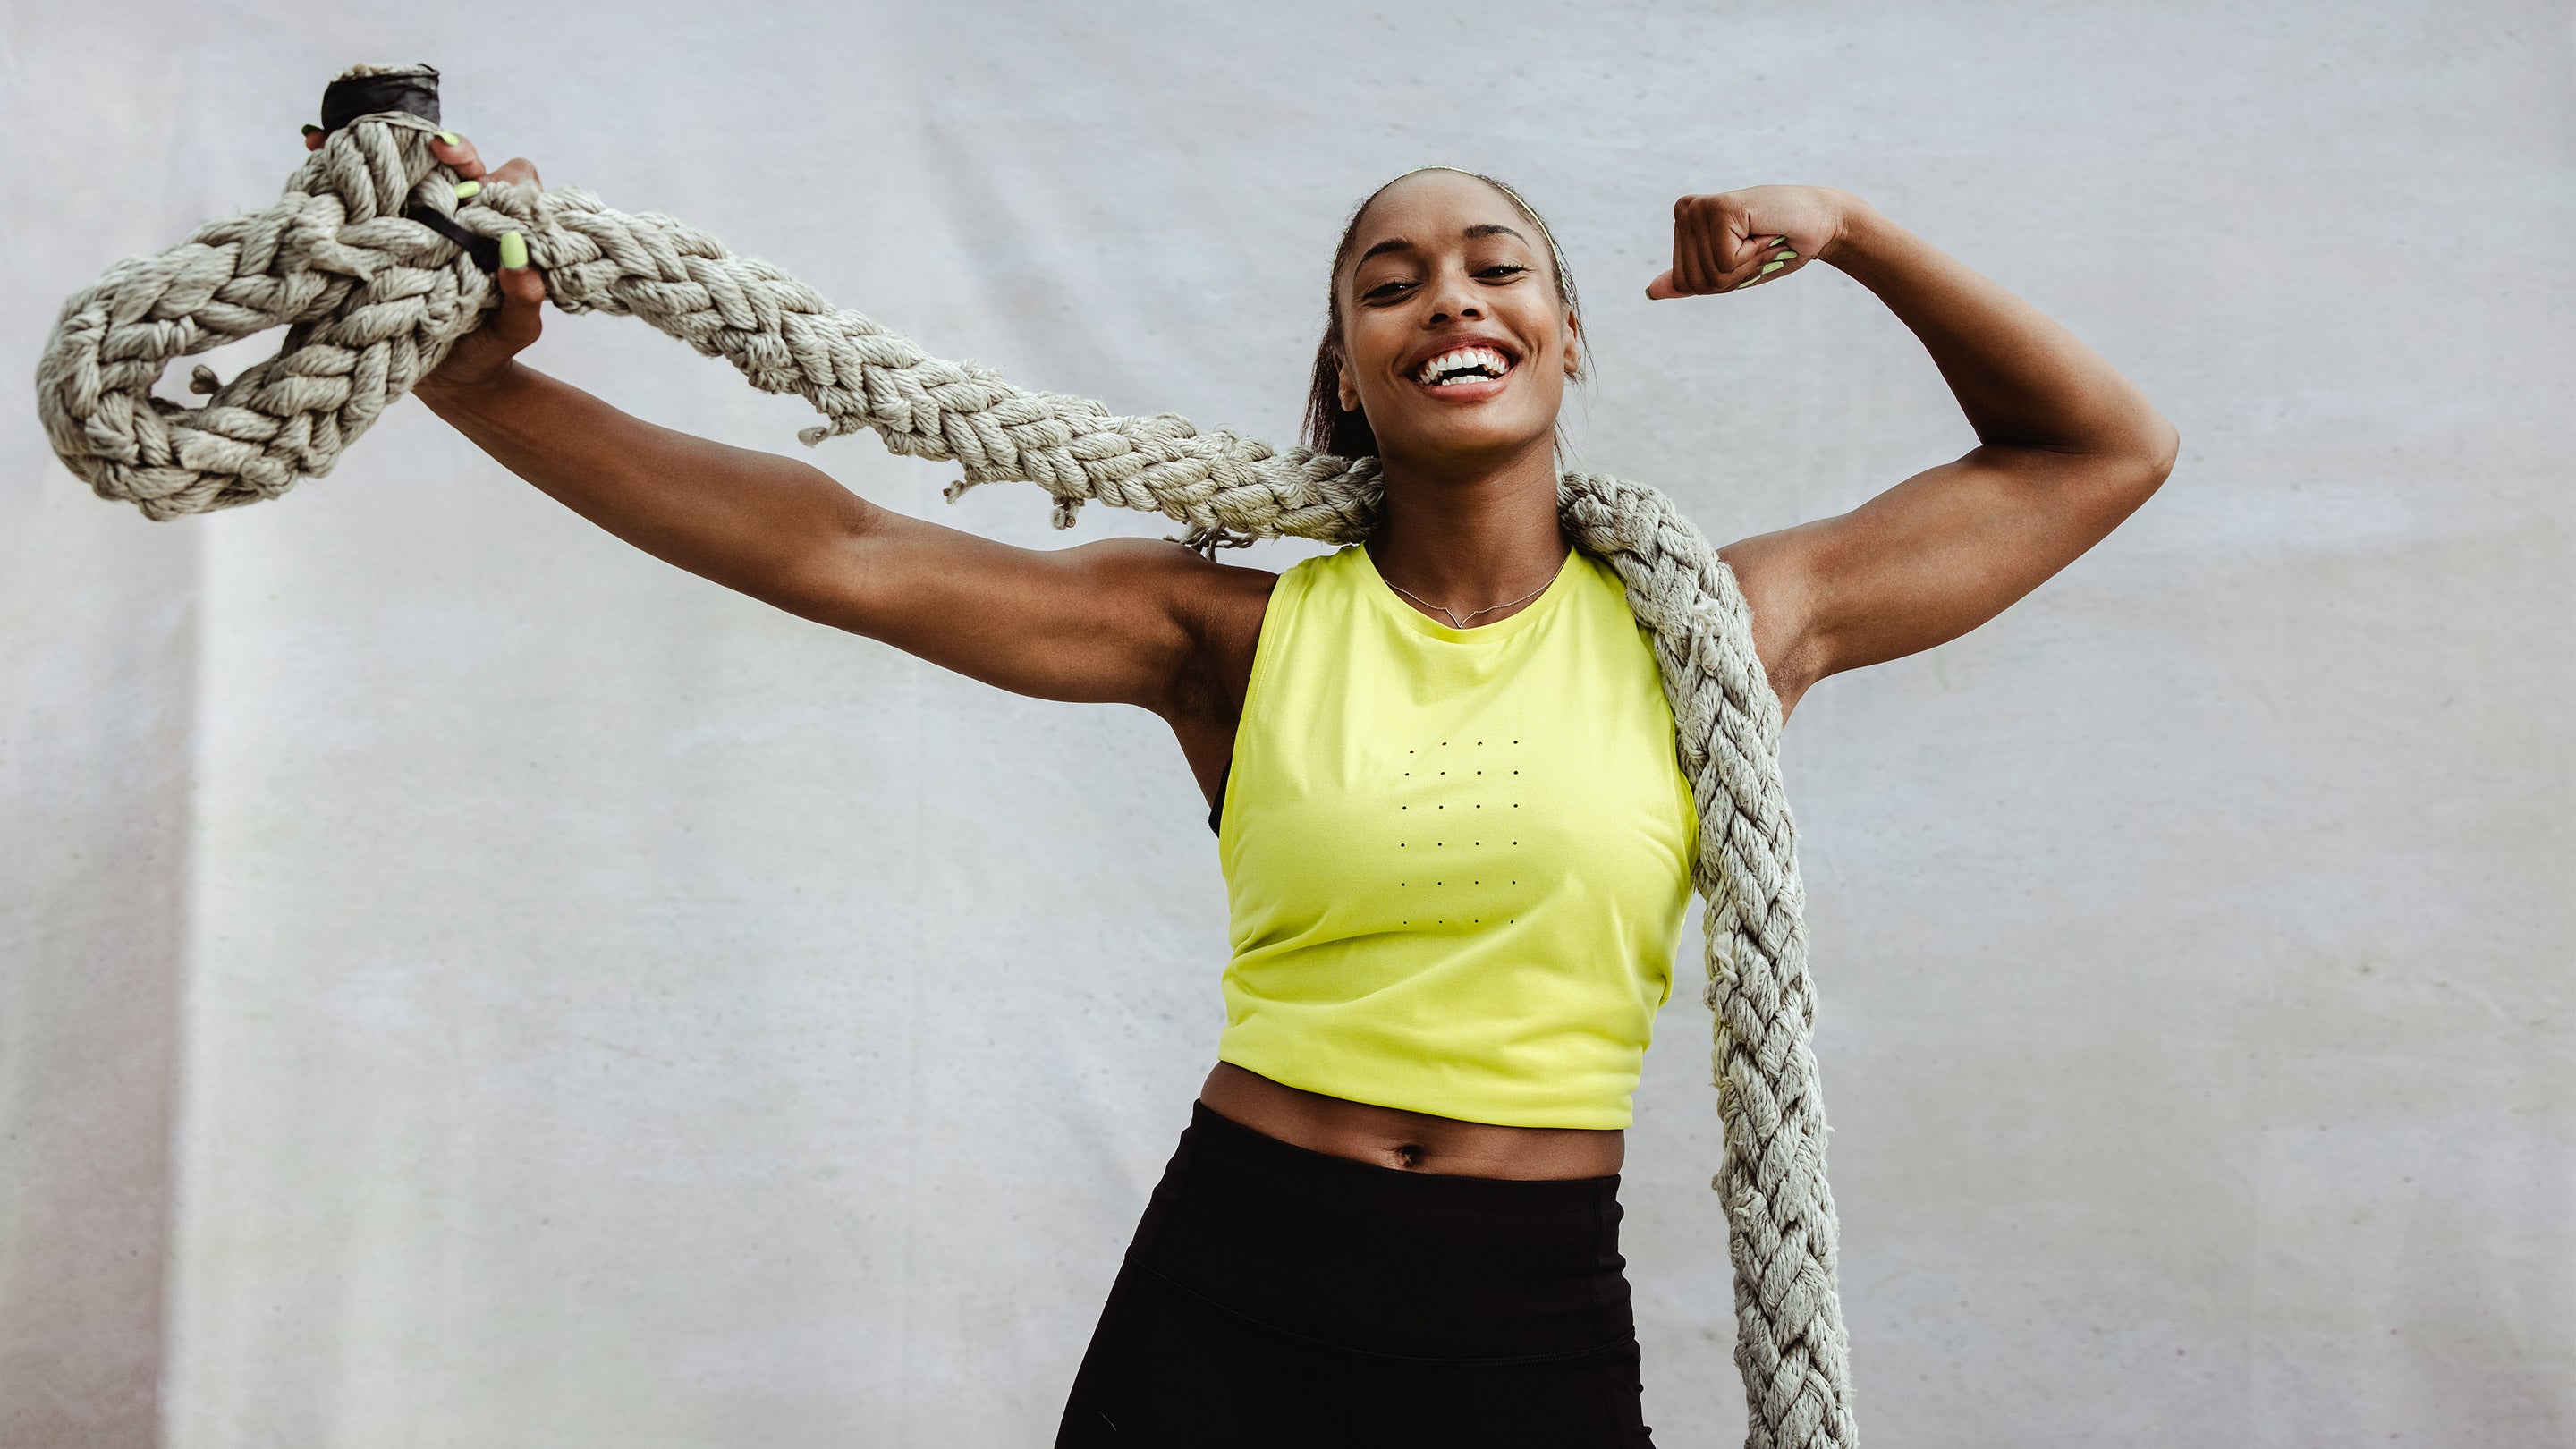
[1354,223,1532,267]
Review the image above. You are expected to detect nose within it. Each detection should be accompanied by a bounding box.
[1423,262,1484,325]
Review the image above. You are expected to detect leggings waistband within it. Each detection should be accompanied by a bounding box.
[1123,1101,1636,1363]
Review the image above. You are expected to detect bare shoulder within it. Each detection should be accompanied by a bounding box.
[1715,520,1836,724]
[1146,540,1276,725]
[1089,537,1273,801]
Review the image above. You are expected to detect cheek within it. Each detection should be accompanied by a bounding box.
[1343,318,1408,392]
[1513,305,1567,363]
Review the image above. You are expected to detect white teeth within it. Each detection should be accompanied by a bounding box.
[1416,345,1513,385]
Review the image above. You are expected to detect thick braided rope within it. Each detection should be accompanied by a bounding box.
[34,96,1855,1448]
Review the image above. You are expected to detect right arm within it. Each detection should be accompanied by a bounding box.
[419,356,1245,710]
[402,139,1269,789]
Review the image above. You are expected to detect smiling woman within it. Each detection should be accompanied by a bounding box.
[1304,171,1589,464]
[394,144,2171,1445]
[120,86,2175,1448]
[1088,165,2165,1447]
[1099,168,1698,1446]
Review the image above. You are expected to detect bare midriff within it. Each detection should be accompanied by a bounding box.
[1199,1063,1623,1181]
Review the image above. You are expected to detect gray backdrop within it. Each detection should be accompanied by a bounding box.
[5,2,2569,1445]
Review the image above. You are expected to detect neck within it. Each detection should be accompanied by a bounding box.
[1368,432,1568,617]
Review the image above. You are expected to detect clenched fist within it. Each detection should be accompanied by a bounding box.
[1646,184,1863,299]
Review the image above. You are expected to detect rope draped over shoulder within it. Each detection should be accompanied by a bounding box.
[33,67,1856,1449]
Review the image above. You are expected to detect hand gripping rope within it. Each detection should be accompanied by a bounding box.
[34,64,1857,1449]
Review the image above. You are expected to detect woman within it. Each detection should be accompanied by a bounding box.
[371,120,2176,1445]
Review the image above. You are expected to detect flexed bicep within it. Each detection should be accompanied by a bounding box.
[1711,193,2176,718]
[1722,444,2168,716]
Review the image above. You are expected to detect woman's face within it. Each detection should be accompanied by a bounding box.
[1335,170,1579,472]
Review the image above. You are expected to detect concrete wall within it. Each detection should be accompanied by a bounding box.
[4,28,208,1447]
[4,3,2568,1445]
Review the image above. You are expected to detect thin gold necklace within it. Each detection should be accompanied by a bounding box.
[1371,547,1566,630]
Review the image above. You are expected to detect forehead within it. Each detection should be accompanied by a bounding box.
[1345,171,1536,265]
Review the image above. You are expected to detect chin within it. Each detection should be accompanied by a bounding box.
[1381,414,1555,468]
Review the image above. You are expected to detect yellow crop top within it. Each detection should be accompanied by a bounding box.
[1214,543,1699,1130]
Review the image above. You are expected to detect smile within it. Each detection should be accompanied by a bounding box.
[1412,344,1516,387]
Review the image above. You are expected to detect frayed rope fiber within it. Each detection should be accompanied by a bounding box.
[34,64,1856,1449]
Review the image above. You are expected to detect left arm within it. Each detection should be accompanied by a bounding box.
[1652,187,2181,718]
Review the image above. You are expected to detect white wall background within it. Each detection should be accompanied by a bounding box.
[5,2,2570,1445]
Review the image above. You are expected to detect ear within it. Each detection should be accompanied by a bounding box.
[1563,311,1584,382]
[1335,351,1360,412]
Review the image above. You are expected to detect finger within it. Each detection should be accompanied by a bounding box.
[1717,222,1766,275]
[1725,250,1806,292]
[1705,223,1795,289]
[1670,196,1723,295]
[428,131,487,181]
[1645,269,1683,301]
[1670,221,1707,294]
[1689,216,1734,294]
[501,258,547,308]
[487,157,542,189]
[1683,199,1760,294]
[302,124,325,152]
[489,235,547,347]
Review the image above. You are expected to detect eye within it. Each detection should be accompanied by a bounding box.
[1478,264,1530,282]
[1361,279,1419,303]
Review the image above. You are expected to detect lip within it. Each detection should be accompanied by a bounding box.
[1402,332,1523,402]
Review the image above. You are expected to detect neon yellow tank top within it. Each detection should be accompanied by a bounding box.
[1216,543,1699,1130]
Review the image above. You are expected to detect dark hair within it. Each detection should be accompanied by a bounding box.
[1301,168,1584,460]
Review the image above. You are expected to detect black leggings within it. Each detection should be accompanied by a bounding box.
[1055,1102,1656,1447]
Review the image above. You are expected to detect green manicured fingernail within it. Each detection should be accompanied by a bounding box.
[1735,276,1760,290]
[1774,249,1797,260]
[498,231,528,269]
[301,123,324,136]
[1759,259,1786,275]
[453,180,482,199]
[436,131,461,146]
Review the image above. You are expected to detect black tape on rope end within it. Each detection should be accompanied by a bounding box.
[318,66,504,275]
[319,64,441,132]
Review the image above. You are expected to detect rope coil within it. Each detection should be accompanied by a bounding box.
[32,64,1856,1448]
